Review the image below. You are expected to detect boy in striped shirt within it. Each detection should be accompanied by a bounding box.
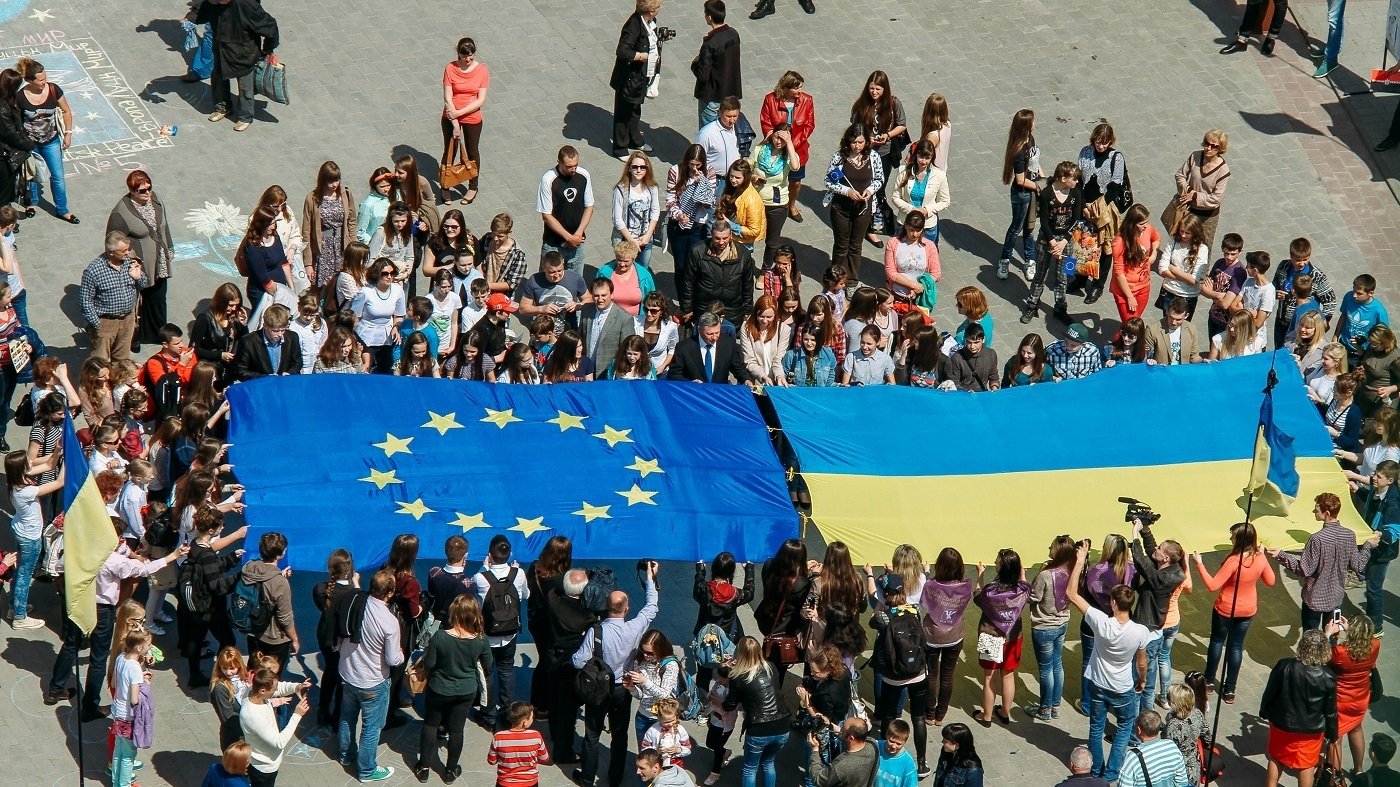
[489,702,552,787]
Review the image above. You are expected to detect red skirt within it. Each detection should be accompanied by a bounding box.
[979,634,1024,671]
[1267,726,1324,770]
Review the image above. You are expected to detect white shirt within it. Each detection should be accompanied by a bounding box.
[472,562,531,648]
[288,318,327,375]
[1156,238,1210,298]
[695,121,739,182]
[351,284,407,347]
[1240,278,1276,346]
[239,699,304,773]
[588,306,612,362]
[10,486,43,540]
[111,655,144,721]
[1084,607,1150,694]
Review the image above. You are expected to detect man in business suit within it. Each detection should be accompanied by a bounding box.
[1143,297,1202,366]
[668,311,750,384]
[232,303,303,381]
[578,276,637,370]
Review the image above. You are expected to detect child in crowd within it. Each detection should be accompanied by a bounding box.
[641,697,693,769]
[763,245,801,303]
[874,718,919,787]
[1239,251,1275,348]
[1201,232,1246,339]
[488,701,552,787]
[1336,273,1390,366]
[395,296,440,361]
[529,316,557,372]
[459,277,491,334]
[702,669,738,786]
[428,269,463,358]
[111,359,142,410]
[821,265,849,319]
[91,423,130,476]
[202,741,253,787]
[288,292,327,374]
[119,388,150,459]
[1284,274,1318,345]
[842,324,896,386]
[707,299,737,337]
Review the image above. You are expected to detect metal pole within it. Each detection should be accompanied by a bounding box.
[74,625,83,787]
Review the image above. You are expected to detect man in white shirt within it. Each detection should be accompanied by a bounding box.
[578,276,638,368]
[695,97,741,188]
[1067,542,1150,783]
[472,534,529,729]
[337,570,403,783]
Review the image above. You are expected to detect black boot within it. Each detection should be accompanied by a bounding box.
[1019,302,1038,324]
[1084,283,1103,304]
[1053,301,1071,323]
[749,0,775,19]
[798,0,815,12]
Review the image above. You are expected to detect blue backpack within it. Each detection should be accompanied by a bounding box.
[690,623,736,669]
[660,655,704,722]
[229,576,272,635]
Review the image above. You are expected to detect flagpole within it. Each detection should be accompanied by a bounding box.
[1205,352,1281,781]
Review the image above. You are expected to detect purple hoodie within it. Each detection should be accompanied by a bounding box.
[1084,561,1136,614]
[920,578,974,646]
[974,581,1032,637]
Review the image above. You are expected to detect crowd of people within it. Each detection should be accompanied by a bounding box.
[0,0,1396,786]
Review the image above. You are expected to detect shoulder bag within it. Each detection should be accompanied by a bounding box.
[440,123,478,190]
[761,588,804,666]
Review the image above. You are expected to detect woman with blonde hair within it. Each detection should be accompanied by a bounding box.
[203,741,253,787]
[1162,683,1211,780]
[1208,310,1264,360]
[721,636,790,787]
[612,152,661,270]
[1357,323,1400,416]
[1166,130,1229,248]
[1289,312,1330,377]
[1077,534,1134,713]
[998,108,1039,281]
[1305,341,1347,406]
[1328,614,1380,773]
[1260,630,1337,787]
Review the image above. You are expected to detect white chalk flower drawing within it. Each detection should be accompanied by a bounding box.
[178,199,249,278]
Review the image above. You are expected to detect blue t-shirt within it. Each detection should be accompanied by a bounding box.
[392,320,442,362]
[874,740,919,787]
[1337,292,1390,353]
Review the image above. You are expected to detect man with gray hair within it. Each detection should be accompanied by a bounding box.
[666,310,749,384]
[79,230,148,360]
[1115,710,1191,787]
[1053,746,1109,787]
[545,567,597,763]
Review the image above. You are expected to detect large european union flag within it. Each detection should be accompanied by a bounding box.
[226,377,798,568]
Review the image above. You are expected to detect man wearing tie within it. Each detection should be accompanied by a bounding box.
[667,311,749,384]
[578,276,637,369]
[232,304,303,381]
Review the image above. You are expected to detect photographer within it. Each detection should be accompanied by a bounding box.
[808,718,879,787]
[1125,508,1186,716]
[610,0,666,159]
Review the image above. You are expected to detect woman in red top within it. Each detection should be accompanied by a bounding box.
[1328,614,1380,773]
[1192,521,1275,703]
[760,71,815,223]
[1108,203,1161,326]
[441,37,490,205]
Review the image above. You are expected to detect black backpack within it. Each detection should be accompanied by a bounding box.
[574,623,615,705]
[581,567,617,614]
[481,566,522,637]
[146,354,184,421]
[177,546,213,619]
[144,507,178,550]
[882,608,926,681]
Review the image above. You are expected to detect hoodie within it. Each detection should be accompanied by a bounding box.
[647,764,698,787]
[241,560,296,645]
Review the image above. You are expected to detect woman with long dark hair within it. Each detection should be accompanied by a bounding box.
[420,208,474,280]
[666,143,716,276]
[849,71,907,242]
[0,69,34,209]
[1104,317,1151,367]
[1192,522,1275,703]
[933,723,984,787]
[256,185,305,293]
[824,123,883,288]
[889,141,949,246]
[188,283,247,385]
[1002,333,1053,386]
[541,329,593,382]
[1109,203,1161,326]
[919,548,972,726]
[236,205,289,314]
[639,291,678,375]
[783,327,836,387]
[381,534,422,729]
[998,108,1039,282]
[915,92,951,172]
[973,549,1031,725]
[300,161,356,301]
[526,536,572,710]
[311,549,355,726]
[755,538,812,685]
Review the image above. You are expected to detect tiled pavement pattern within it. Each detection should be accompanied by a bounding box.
[0,0,1398,783]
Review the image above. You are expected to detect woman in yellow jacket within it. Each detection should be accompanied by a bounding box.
[716,158,766,255]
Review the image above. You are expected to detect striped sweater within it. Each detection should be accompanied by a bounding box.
[488,727,552,787]
[1116,738,1191,787]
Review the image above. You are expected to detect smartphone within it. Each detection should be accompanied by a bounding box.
[1331,609,1342,623]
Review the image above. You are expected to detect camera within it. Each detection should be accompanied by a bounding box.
[1117,497,1161,526]
[656,26,678,42]
[791,709,820,734]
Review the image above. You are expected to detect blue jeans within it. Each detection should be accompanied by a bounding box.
[1000,187,1035,264]
[1323,0,1346,64]
[485,640,516,725]
[111,731,137,787]
[611,229,654,269]
[10,534,40,621]
[541,241,585,271]
[1078,624,1095,712]
[1032,622,1067,711]
[27,136,68,216]
[1204,611,1253,693]
[1152,625,1180,702]
[1365,557,1389,632]
[1088,681,1137,781]
[9,289,28,327]
[801,729,835,787]
[339,679,390,779]
[699,101,720,130]
[1137,628,1170,715]
[635,711,654,752]
[924,224,940,247]
[742,731,789,787]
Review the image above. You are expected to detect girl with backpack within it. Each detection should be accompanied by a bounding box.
[871,574,931,778]
[625,629,682,748]
[178,506,244,685]
[972,549,1030,726]
[1029,535,1076,721]
[692,551,755,691]
[311,548,356,726]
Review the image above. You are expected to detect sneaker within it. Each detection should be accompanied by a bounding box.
[1313,60,1338,78]
[154,611,174,624]
[917,763,932,780]
[1050,705,1060,719]
[1025,260,1037,282]
[145,623,166,636]
[360,766,395,783]
[1019,305,1037,324]
[996,259,1010,280]
[639,143,654,153]
[13,616,44,630]
[44,687,76,706]
[1035,706,1052,721]
[232,120,251,132]
[207,110,227,122]
[133,760,144,771]
[704,775,721,786]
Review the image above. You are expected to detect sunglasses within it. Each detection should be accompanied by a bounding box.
[443,224,461,229]
[645,307,661,313]
[629,164,647,171]
[639,650,655,657]
[134,186,153,194]
[1202,142,1221,149]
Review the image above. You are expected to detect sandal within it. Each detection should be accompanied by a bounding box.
[463,189,477,205]
[61,214,80,225]
[1223,692,1236,705]
[23,207,34,219]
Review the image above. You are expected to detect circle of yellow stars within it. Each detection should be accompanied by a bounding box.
[359,408,666,538]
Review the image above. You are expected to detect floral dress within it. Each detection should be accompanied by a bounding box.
[317,196,346,288]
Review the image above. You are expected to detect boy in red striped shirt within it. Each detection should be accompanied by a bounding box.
[488,702,552,787]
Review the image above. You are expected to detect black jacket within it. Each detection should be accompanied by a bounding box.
[691,25,741,101]
[1259,657,1337,739]
[196,0,279,78]
[189,311,249,381]
[526,565,564,643]
[610,13,656,104]
[0,104,34,158]
[232,330,303,381]
[680,242,758,322]
[1129,527,1184,631]
[667,334,749,384]
[723,665,788,729]
[546,586,597,659]
[692,562,755,637]
[755,561,811,636]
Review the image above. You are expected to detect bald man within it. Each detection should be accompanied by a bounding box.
[572,561,659,787]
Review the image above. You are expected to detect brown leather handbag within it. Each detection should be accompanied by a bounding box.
[761,592,804,666]
[440,124,478,189]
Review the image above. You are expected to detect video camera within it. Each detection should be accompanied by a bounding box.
[1117,497,1161,526]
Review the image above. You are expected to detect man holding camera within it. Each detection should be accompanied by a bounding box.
[808,717,879,787]
[610,0,666,160]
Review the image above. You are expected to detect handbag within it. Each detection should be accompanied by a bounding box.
[1370,667,1383,707]
[1160,200,1184,237]
[252,58,290,105]
[761,591,805,667]
[475,658,490,710]
[975,630,1005,664]
[440,124,478,190]
[1314,740,1349,787]
[1197,738,1226,783]
[1108,151,1134,214]
[407,658,428,695]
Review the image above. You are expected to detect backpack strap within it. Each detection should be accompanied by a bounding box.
[593,622,605,659]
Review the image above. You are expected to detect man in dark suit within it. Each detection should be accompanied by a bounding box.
[668,311,750,384]
[690,0,741,129]
[578,276,638,371]
[232,303,303,381]
[609,0,662,159]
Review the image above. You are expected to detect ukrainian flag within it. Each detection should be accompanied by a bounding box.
[62,415,118,634]
[767,351,1365,564]
[1243,381,1299,519]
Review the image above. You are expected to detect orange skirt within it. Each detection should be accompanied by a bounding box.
[1267,726,1324,770]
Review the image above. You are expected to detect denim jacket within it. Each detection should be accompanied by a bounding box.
[783,347,836,386]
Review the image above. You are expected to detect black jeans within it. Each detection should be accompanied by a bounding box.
[612,92,644,154]
[248,766,278,787]
[136,277,169,345]
[829,195,871,283]
[180,602,237,680]
[549,660,583,759]
[211,62,256,123]
[582,684,633,787]
[876,678,929,766]
[484,640,516,725]
[248,637,293,676]
[1239,0,1288,37]
[705,720,735,774]
[1388,101,1400,143]
[48,590,111,702]
[923,643,960,721]
[81,603,116,711]
[318,649,343,721]
[419,688,477,770]
[762,205,789,268]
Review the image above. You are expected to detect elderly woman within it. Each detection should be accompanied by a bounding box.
[597,240,655,318]
[106,170,175,349]
[1357,324,1400,417]
[1166,130,1230,249]
[1259,629,1337,787]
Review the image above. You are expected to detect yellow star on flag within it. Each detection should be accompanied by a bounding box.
[359,468,402,490]
[626,457,665,478]
[452,512,488,532]
[422,411,464,436]
[373,433,413,457]
[481,408,523,429]
[573,502,612,522]
[593,425,634,448]
[510,516,549,537]
[548,410,587,431]
[616,484,658,506]
[395,498,436,520]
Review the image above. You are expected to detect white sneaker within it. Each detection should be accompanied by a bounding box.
[155,611,174,624]
[996,259,1010,280]
[1025,260,1037,282]
[145,622,166,636]
[13,616,44,630]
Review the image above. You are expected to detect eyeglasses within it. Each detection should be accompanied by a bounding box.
[379,272,395,279]
[443,224,460,230]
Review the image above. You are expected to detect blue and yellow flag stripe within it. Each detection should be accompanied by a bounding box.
[62,415,118,634]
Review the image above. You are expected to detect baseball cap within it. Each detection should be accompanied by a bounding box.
[879,572,904,595]
[1066,323,1089,342]
[485,293,518,313]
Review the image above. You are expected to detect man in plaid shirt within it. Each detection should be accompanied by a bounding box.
[1046,322,1103,380]
[1270,492,1379,630]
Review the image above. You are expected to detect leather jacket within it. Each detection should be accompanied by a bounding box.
[723,666,789,728]
[1259,657,1337,739]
